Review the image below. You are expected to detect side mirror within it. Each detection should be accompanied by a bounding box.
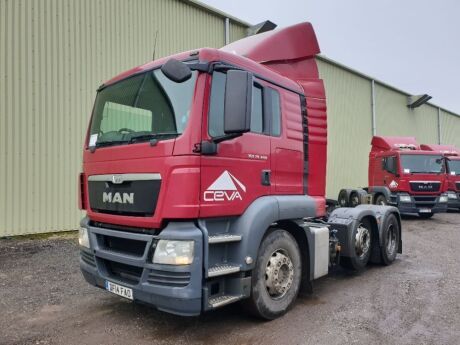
[224,70,252,134]
[161,59,192,83]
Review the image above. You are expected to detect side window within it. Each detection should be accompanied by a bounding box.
[383,156,397,174]
[268,88,281,136]
[251,85,263,133]
[208,72,226,137]
[208,72,269,137]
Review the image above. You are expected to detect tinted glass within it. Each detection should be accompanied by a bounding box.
[400,154,444,174]
[448,160,460,175]
[251,85,263,133]
[270,89,281,136]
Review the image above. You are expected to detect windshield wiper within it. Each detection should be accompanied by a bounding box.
[95,140,128,148]
[128,132,179,144]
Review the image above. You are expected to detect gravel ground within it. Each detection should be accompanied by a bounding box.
[0,212,459,345]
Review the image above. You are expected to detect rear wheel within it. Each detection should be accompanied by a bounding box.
[380,214,400,265]
[245,230,302,320]
[374,194,387,206]
[341,218,372,271]
[418,212,434,219]
[338,190,349,207]
[349,192,360,207]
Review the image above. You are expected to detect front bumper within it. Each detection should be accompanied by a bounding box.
[393,194,448,214]
[79,218,203,316]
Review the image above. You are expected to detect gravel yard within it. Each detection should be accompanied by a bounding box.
[1,213,459,345]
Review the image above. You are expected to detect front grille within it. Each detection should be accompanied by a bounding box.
[147,269,191,287]
[80,251,96,267]
[103,260,143,284]
[97,234,147,257]
[413,196,437,208]
[88,175,161,217]
[410,182,440,192]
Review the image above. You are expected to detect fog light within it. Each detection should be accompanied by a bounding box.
[78,227,90,248]
[152,240,194,265]
[399,195,411,203]
[439,195,448,203]
[447,192,458,199]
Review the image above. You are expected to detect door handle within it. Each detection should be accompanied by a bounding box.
[261,170,271,186]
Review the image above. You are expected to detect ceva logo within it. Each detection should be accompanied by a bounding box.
[204,170,246,202]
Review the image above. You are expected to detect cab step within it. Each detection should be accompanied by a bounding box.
[208,294,243,309]
[208,264,240,277]
[208,234,242,244]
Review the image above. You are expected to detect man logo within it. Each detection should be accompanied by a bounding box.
[204,171,246,202]
[102,192,134,204]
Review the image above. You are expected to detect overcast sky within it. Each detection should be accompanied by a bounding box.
[200,0,460,114]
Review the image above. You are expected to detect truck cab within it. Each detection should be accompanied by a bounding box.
[368,136,448,218]
[421,144,460,210]
[78,22,402,319]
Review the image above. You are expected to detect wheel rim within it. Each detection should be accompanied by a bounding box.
[265,249,294,299]
[351,195,359,207]
[355,223,371,258]
[386,224,396,255]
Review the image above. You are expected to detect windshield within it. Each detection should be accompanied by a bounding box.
[448,159,460,176]
[400,154,444,174]
[89,68,197,147]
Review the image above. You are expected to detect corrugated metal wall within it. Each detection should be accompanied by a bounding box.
[2,0,459,236]
[0,0,248,236]
[316,59,373,198]
[318,57,460,198]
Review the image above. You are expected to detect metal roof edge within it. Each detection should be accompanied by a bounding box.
[317,55,460,118]
[181,0,252,27]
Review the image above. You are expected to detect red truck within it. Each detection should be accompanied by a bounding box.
[78,22,402,319]
[421,144,460,211]
[338,136,449,218]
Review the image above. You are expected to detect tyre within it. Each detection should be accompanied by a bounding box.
[349,192,360,207]
[374,194,387,206]
[418,212,434,219]
[338,190,349,207]
[245,230,302,320]
[340,218,372,271]
[380,213,400,265]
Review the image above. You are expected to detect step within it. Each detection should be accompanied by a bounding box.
[208,294,243,309]
[208,264,240,278]
[208,234,242,244]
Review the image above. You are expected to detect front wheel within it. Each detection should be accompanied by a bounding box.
[374,194,387,206]
[418,212,434,219]
[245,230,302,320]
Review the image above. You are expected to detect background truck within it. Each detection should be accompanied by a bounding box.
[338,136,449,218]
[421,144,460,211]
[78,22,402,319]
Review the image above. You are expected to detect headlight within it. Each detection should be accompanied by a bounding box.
[439,195,448,203]
[152,240,194,265]
[447,192,458,199]
[78,227,90,248]
[399,195,411,203]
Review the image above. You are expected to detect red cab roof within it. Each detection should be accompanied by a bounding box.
[371,136,420,152]
[420,144,459,156]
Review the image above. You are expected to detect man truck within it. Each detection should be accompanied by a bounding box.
[78,22,402,319]
[338,136,449,218]
[421,144,460,211]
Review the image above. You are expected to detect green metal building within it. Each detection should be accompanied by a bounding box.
[1,0,459,236]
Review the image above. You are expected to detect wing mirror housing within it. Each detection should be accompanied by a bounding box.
[161,58,192,83]
[224,70,253,134]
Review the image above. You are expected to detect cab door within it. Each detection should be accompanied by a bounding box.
[199,71,271,218]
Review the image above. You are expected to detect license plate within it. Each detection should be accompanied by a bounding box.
[105,281,133,300]
[419,208,431,213]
